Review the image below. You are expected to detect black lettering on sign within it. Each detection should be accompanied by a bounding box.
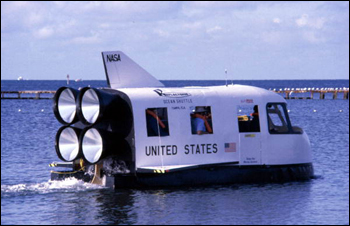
[145,145,178,156]
[145,144,217,156]
[183,143,218,155]
[212,143,218,153]
[184,145,190,155]
[106,54,121,62]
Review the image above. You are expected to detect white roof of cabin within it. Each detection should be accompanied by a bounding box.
[118,84,286,105]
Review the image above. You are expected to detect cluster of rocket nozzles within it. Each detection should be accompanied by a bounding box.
[53,87,132,165]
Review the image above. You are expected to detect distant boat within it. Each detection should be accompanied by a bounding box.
[17,76,23,81]
[75,79,82,82]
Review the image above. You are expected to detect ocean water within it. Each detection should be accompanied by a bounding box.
[1,80,349,225]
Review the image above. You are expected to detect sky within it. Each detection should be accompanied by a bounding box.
[1,1,349,81]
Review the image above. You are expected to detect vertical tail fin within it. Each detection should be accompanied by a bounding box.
[102,51,164,89]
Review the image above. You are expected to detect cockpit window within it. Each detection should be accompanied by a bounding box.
[146,108,169,137]
[267,103,290,134]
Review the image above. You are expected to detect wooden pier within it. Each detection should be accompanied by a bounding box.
[1,91,56,99]
[1,88,349,100]
[270,88,349,100]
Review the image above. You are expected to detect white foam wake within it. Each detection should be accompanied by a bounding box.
[1,178,104,196]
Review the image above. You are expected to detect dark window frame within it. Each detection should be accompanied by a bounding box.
[145,107,170,137]
[190,106,214,135]
[266,102,303,135]
[237,105,261,133]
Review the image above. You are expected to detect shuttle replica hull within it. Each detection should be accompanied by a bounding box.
[119,163,314,188]
[50,51,314,188]
[51,163,314,188]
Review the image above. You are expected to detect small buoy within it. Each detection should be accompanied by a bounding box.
[313,109,317,112]
[18,109,21,112]
[41,109,44,112]
[287,110,291,113]
[339,110,343,113]
[238,109,242,112]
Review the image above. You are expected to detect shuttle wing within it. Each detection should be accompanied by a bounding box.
[102,51,164,89]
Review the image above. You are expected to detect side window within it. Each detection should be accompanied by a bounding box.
[237,105,260,133]
[267,104,289,134]
[146,108,169,137]
[190,106,213,135]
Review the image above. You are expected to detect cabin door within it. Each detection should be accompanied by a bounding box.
[237,105,262,165]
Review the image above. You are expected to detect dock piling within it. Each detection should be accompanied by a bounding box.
[1,91,56,99]
[271,88,349,100]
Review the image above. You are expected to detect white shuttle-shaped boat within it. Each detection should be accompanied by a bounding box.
[51,51,314,188]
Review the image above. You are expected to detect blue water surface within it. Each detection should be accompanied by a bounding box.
[1,80,349,225]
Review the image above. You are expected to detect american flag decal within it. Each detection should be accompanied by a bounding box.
[225,143,236,152]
